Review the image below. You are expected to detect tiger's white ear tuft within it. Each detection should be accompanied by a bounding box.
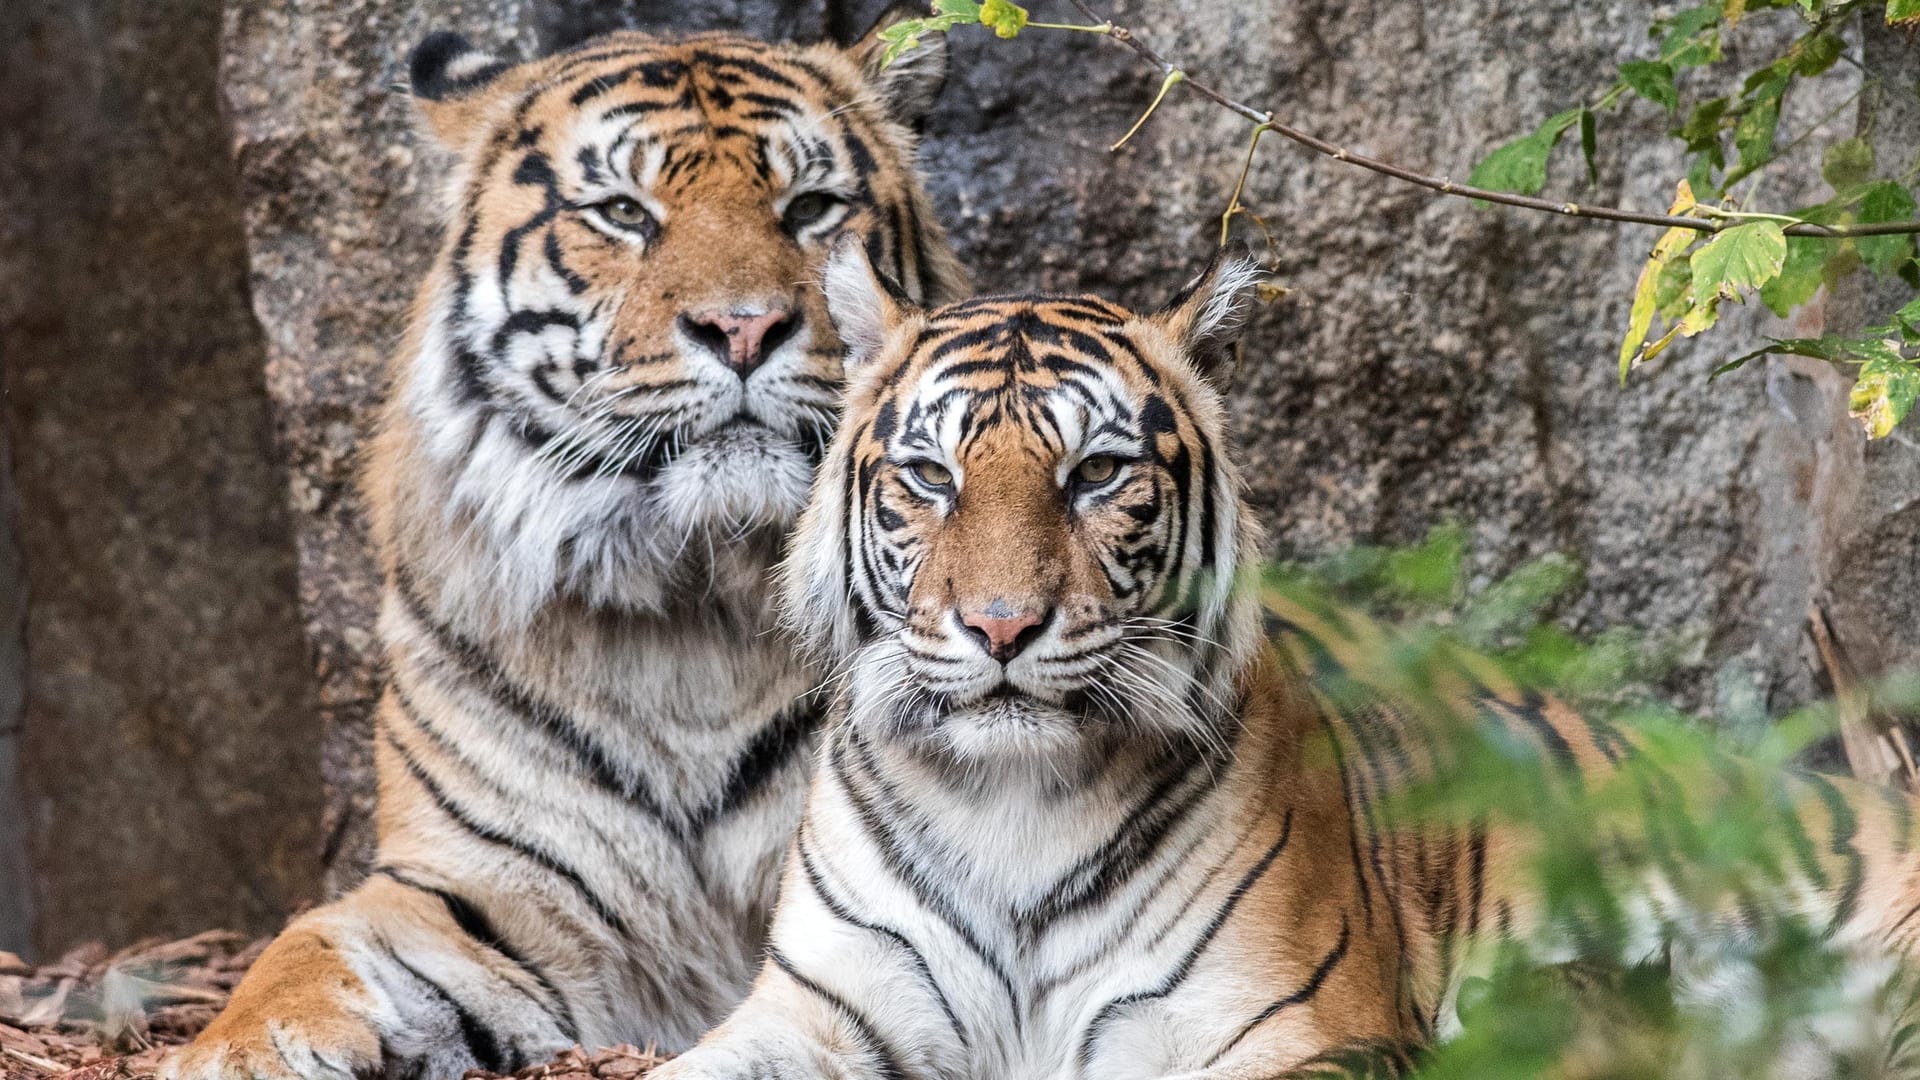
[823,237,916,369]
[1154,253,1266,382]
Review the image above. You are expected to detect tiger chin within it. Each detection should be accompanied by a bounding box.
[650,245,1920,1080]
[164,17,965,1080]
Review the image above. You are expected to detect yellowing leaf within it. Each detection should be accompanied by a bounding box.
[978,0,1028,38]
[1679,293,1721,337]
[1849,354,1920,438]
[1690,221,1787,300]
[1890,0,1920,27]
[1618,182,1702,382]
[1668,178,1699,217]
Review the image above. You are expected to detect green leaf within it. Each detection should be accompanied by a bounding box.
[1579,109,1598,185]
[1656,254,1695,318]
[1891,0,1920,26]
[1851,355,1920,437]
[1821,138,1874,190]
[877,0,984,65]
[1822,244,1863,287]
[1677,97,1730,157]
[1759,236,1826,317]
[1856,180,1918,275]
[1619,61,1679,112]
[1894,296,1920,328]
[1468,109,1583,198]
[978,0,1028,38]
[1659,4,1723,67]
[1691,221,1787,300]
[1791,30,1846,75]
[1732,75,1787,177]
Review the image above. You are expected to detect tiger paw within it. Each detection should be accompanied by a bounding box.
[158,1008,382,1080]
[160,924,382,1080]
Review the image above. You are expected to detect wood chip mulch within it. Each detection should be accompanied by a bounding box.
[0,932,666,1080]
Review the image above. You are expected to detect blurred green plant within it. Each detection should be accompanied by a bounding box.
[1267,529,1920,1077]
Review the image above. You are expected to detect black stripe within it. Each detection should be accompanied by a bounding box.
[385,729,635,940]
[1076,809,1294,1071]
[390,573,675,823]
[1802,772,1864,932]
[796,831,968,1048]
[1204,919,1352,1066]
[378,940,511,1074]
[833,734,1024,1016]
[690,696,819,836]
[372,866,579,1042]
[767,947,907,1080]
[1020,745,1211,935]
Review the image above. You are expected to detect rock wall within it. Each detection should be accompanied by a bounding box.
[218,0,1917,885]
[0,420,31,957]
[0,0,323,954]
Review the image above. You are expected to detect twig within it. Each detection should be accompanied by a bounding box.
[1063,0,1920,239]
[1111,68,1185,152]
[1,1045,66,1075]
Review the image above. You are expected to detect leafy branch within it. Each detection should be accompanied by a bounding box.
[884,0,1920,238]
[881,0,1920,437]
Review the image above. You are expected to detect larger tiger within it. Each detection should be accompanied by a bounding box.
[164,19,964,1080]
[648,246,1920,1080]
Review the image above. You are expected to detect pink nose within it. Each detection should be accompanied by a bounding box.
[679,305,797,376]
[958,606,1049,663]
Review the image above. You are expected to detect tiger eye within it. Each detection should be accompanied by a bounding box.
[596,196,653,230]
[909,460,953,487]
[1073,455,1119,485]
[783,192,841,231]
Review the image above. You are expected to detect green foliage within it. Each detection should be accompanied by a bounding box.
[1467,109,1585,200]
[1716,297,1920,433]
[1271,536,1920,1078]
[1465,0,1920,435]
[876,0,988,67]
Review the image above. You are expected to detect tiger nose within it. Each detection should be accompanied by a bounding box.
[679,304,799,377]
[957,603,1051,664]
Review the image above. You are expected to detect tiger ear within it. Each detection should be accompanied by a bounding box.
[823,236,919,370]
[1152,252,1265,382]
[852,3,950,129]
[409,32,518,149]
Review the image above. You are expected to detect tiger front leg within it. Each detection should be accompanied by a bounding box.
[162,872,572,1080]
[649,962,901,1080]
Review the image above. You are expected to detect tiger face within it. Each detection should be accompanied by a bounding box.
[788,246,1266,765]
[397,19,965,615]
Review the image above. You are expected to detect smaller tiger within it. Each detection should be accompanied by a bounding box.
[648,244,1920,1080]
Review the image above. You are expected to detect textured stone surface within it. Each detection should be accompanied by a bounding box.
[0,0,323,954]
[213,0,1918,884]
[1818,20,1920,710]
[0,421,30,957]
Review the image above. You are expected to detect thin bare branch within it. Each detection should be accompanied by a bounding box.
[1063,0,1920,239]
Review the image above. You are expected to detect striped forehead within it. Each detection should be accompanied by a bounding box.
[522,36,862,198]
[885,297,1158,459]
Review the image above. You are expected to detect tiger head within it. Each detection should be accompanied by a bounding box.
[786,245,1267,766]
[388,18,966,617]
